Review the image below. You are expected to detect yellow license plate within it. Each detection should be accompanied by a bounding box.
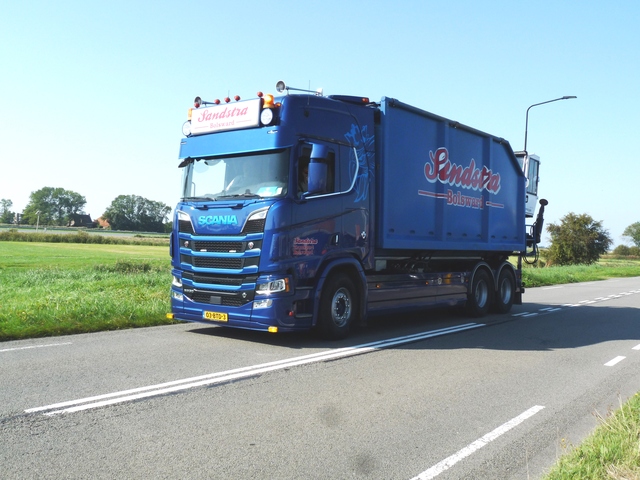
[203,311,228,322]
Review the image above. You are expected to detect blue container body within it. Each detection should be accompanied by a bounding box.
[376,98,525,253]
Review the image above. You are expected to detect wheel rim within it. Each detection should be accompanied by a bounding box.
[331,288,352,327]
[499,278,512,304]
[475,280,489,308]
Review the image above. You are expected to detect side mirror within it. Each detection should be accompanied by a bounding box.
[306,144,330,195]
[308,161,327,194]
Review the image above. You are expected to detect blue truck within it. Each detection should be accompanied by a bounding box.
[168,81,547,339]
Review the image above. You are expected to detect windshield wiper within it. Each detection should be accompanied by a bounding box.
[182,196,216,202]
[217,193,261,199]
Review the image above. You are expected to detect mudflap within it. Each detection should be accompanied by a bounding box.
[514,290,523,305]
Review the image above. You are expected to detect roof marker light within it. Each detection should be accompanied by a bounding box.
[234,95,241,101]
[263,94,275,108]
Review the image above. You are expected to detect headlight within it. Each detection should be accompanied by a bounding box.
[177,210,194,231]
[172,275,183,288]
[260,108,274,125]
[256,278,289,295]
[254,299,273,309]
[247,208,268,222]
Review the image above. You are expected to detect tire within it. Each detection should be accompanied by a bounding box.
[466,269,493,317]
[492,268,516,314]
[318,274,358,340]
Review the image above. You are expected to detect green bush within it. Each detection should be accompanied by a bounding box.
[0,229,168,246]
[613,245,631,256]
[611,245,640,259]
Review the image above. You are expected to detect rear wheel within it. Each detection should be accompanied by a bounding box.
[493,268,516,314]
[466,269,493,317]
[318,274,358,340]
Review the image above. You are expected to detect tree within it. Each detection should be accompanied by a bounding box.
[622,222,640,248]
[0,199,15,224]
[103,195,171,232]
[22,187,87,226]
[546,213,612,266]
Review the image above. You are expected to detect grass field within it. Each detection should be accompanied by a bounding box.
[0,242,173,341]
[522,256,640,287]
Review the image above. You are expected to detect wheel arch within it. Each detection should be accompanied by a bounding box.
[494,261,518,293]
[467,261,495,296]
[312,257,367,327]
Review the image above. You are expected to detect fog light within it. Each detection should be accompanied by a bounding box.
[172,291,184,301]
[254,299,273,309]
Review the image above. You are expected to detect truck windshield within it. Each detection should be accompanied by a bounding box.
[180,149,289,201]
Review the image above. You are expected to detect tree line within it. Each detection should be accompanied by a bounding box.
[2,188,640,262]
[1,187,172,233]
[544,215,640,265]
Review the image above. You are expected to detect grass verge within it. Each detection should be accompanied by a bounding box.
[543,394,640,479]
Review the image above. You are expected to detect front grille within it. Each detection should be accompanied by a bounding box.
[182,272,258,286]
[193,257,243,269]
[193,241,244,252]
[181,254,259,269]
[186,289,255,307]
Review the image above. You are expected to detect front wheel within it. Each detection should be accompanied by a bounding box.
[466,269,493,317]
[318,274,358,340]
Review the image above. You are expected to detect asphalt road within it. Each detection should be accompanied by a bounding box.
[1,277,639,479]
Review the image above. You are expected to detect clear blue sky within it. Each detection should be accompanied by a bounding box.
[1,1,638,246]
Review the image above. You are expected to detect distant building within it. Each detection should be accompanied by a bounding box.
[68,214,96,228]
[95,216,110,229]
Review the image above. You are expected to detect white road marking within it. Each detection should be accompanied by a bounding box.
[27,323,484,415]
[633,344,640,351]
[514,287,640,317]
[604,356,626,367]
[411,405,545,480]
[0,342,72,353]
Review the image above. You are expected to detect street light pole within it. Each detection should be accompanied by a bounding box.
[523,96,577,154]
